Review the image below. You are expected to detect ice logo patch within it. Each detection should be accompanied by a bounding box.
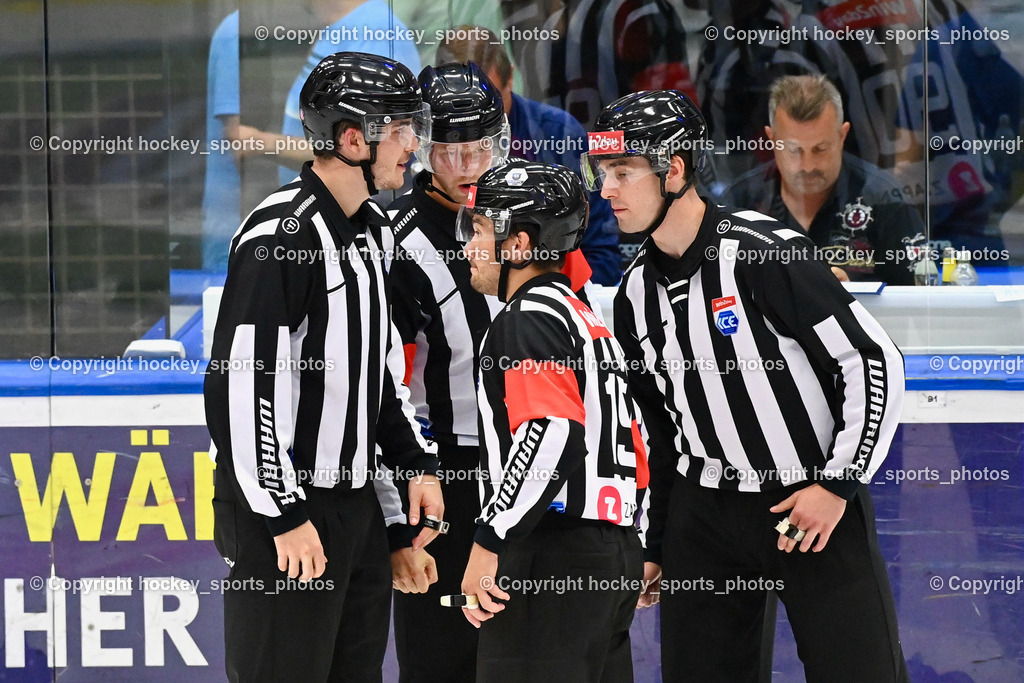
[716,310,738,335]
[712,295,739,336]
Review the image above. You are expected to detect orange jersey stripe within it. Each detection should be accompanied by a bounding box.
[631,419,649,489]
[402,343,416,387]
[504,360,585,433]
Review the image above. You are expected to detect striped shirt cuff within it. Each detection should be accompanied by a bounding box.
[263,503,310,537]
[473,524,508,555]
[815,472,862,500]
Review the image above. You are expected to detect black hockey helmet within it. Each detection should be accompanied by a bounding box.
[582,90,707,231]
[456,158,589,301]
[299,52,431,195]
[417,62,510,176]
[456,158,589,253]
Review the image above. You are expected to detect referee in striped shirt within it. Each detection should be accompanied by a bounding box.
[385,62,509,682]
[584,91,909,682]
[457,159,645,681]
[204,53,443,681]
[385,63,598,681]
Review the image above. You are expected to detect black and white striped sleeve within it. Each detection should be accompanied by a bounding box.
[376,318,438,475]
[614,284,680,564]
[387,242,427,382]
[370,218,438,478]
[374,319,437,551]
[210,222,315,536]
[752,238,905,499]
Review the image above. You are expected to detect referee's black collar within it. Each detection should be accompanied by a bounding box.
[411,170,459,235]
[507,272,572,304]
[300,161,378,248]
[643,198,717,282]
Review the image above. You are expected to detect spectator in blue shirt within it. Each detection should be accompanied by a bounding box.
[202,1,420,271]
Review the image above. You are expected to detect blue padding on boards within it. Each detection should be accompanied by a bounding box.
[904,354,1024,390]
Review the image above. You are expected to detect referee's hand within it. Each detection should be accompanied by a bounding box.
[770,484,847,553]
[409,474,444,550]
[273,520,327,581]
[637,562,662,608]
[391,547,437,593]
[460,543,510,628]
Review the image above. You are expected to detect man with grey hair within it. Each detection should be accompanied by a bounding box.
[722,74,927,285]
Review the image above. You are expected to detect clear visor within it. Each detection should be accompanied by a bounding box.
[579,150,670,192]
[419,123,511,177]
[454,204,513,244]
[363,102,432,150]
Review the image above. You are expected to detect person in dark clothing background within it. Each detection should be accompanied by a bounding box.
[721,74,927,285]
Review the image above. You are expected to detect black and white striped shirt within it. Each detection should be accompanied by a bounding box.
[204,162,437,536]
[387,173,504,446]
[386,171,600,446]
[615,202,904,563]
[474,273,646,554]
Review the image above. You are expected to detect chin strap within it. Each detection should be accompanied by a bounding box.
[641,170,697,236]
[496,241,534,303]
[498,261,512,303]
[424,177,458,205]
[331,142,379,196]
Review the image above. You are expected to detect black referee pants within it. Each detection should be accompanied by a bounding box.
[660,475,908,683]
[393,444,481,682]
[213,479,391,682]
[477,515,643,683]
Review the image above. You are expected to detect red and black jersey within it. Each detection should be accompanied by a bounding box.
[387,171,600,447]
[474,272,647,554]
